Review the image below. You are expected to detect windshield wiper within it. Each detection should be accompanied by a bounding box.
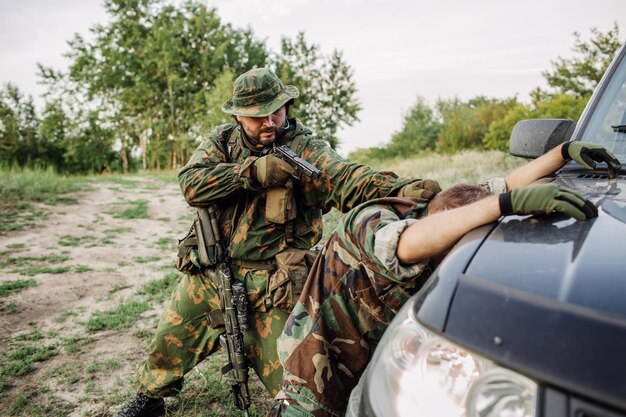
[611,124,626,132]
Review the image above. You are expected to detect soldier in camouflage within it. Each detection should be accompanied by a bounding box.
[270,139,619,417]
[113,67,443,417]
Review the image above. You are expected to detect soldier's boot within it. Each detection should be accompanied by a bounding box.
[113,392,165,417]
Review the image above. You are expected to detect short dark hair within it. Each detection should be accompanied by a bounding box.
[427,184,491,213]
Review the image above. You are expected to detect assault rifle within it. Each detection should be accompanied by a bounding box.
[195,207,251,417]
[263,144,322,181]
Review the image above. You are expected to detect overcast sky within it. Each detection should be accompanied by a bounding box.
[1,0,626,155]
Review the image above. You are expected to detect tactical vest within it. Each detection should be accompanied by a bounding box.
[175,124,307,274]
[221,123,305,243]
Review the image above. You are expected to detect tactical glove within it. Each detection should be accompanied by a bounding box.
[499,184,597,221]
[562,141,622,179]
[251,154,297,188]
[399,179,442,199]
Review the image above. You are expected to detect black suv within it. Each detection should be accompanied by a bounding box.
[347,41,626,417]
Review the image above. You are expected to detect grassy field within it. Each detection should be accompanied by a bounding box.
[0,150,526,417]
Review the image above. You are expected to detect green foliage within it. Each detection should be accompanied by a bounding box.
[543,22,622,97]
[275,32,360,148]
[0,84,39,167]
[386,97,441,156]
[435,96,517,152]
[137,272,180,302]
[483,103,534,151]
[85,299,151,332]
[0,164,82,231]
[112,199,149,219]
[59,0,268,172]
[534,93,589,120]
[3,344,58,377]
[0,279,37,297]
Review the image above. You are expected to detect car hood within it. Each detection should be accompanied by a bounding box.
[441,174,626,411]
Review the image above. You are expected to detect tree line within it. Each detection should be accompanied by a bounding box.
[0,1,622,174]
[1,0,358,174]
[349,23,622,161]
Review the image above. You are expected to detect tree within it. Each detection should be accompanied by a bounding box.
[385,96,440,156]
[483,103,534,151]
[435,98,485,152]
[543,22,622,98]
[275,32,360,149]
[0,84,39,167]
[37,101,68,170]
[54,0,268,172]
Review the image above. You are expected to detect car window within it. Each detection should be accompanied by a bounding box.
[579,51,626,160]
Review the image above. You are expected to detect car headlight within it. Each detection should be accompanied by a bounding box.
[353,300,537,417]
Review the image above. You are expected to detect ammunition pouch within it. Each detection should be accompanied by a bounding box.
[267,246,320,312]
[174,222,217,274]
[264,181,297,225]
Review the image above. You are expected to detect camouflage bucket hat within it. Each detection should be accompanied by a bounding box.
[222,68,299,117]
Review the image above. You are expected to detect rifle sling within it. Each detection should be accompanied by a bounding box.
[230,258,276,271]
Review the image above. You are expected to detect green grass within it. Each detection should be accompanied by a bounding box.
[154,354,271,417]
[0,301,19,314]
[6,386,74,417]
[58,235,96,247]
[0,165,83,232]
[83,176,141,187]
[14,330,44,342]
[352,149,526,189]
[137,272,180,303]
[139,169,179,183]
[55,310,78,323]
[1,253,70,270]
[0,279,37,296]
[132,255,161,264]
[155,236,176,250]
[104,227,133,235]
[112,199,149,219]
[3,344,58,377]
[61,336,94,354]
[17,266,71,276]
[85,299,151,333]
[0,252,77,277]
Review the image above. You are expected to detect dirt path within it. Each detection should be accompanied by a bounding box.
[0,177,198,416]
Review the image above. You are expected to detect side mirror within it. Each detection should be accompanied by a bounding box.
[509,119,576,158]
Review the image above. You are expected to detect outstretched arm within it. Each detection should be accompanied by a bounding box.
[505,144,566,190]
[397,195,500,263]
[505,142,622,190]
[397,184,597,264]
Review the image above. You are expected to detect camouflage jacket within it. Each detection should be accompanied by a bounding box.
[277,197,431,416]
[178,118,416,261]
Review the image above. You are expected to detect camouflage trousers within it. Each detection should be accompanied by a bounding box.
[136,267,290,398]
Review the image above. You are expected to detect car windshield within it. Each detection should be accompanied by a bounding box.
[579,47,626,161]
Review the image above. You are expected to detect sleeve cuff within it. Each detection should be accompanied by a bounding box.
[239,156,262,191]
[482,177,508,194]
[373,218,429,282]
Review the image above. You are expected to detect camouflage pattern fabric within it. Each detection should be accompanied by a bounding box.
[178,119,416,266]
[274,197,431,417]
[137,266,289,397]
[136,119,420,397]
